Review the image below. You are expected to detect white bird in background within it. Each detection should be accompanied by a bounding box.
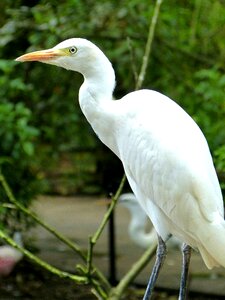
[16,38,225,300]
[0,232,23,276]
[119,193,181,249]
[119,193,157,248]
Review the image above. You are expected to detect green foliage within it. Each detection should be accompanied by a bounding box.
[0,102,40,232]
[0,102,38,158]
[192,68,225,149]
[214,145,225,189]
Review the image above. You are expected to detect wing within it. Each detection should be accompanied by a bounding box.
[114,90,223,236]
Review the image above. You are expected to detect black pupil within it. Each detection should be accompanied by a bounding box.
[70,47,75,53]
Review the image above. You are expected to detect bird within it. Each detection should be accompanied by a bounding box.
[119,193,181,249]
[16,38,225,300]
[0,232,23,276]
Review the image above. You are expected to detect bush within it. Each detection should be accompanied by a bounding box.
[0,102,40,232]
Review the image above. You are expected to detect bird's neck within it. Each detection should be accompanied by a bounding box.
[78,57,118,153]
[129,211,156,248]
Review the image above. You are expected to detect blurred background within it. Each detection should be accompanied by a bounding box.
[0,0,225,233]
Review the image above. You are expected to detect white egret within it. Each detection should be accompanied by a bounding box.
[119,193,181,249]
[16,38,225,300]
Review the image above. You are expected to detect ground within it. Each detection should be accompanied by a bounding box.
[0,260,224,299]
[0,196,225,299]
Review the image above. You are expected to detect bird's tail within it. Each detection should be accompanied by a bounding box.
[196,216,225,269]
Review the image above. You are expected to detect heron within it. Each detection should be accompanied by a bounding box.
[119,193,181,249]
[16,38,225,300]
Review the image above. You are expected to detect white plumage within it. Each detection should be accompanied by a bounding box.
[16,38,225,299]
[119,193,181,249]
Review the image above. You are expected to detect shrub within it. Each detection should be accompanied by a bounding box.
[0,102,40,232]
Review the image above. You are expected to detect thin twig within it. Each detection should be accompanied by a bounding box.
[0,173,85,259]
[87,174,126,276]
[136,0,164,90]
[108,242,157,300]
[127,37,138,83]
[0,173,111,293]
[0,229,86,283]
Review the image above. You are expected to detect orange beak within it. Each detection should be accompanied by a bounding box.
[15,49,64,62]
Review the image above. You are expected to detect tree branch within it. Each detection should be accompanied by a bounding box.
[108,242,157,300]
[136,0,164,90]
[0,172,111,294]
[0,228,86,283]
[87,174,126,276]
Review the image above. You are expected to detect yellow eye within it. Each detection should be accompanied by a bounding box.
[69,46,77,54]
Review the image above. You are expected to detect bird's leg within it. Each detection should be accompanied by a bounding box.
[179,243,191,300]
[143,235,167,300]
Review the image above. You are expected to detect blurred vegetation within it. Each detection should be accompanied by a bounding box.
[0,0,225,230]
[0,101,40,232]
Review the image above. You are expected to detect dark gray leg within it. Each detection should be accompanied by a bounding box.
[179,243,191,300]
[143,235,167,300]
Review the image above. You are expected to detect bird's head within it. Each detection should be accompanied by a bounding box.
[16,38,109,75]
